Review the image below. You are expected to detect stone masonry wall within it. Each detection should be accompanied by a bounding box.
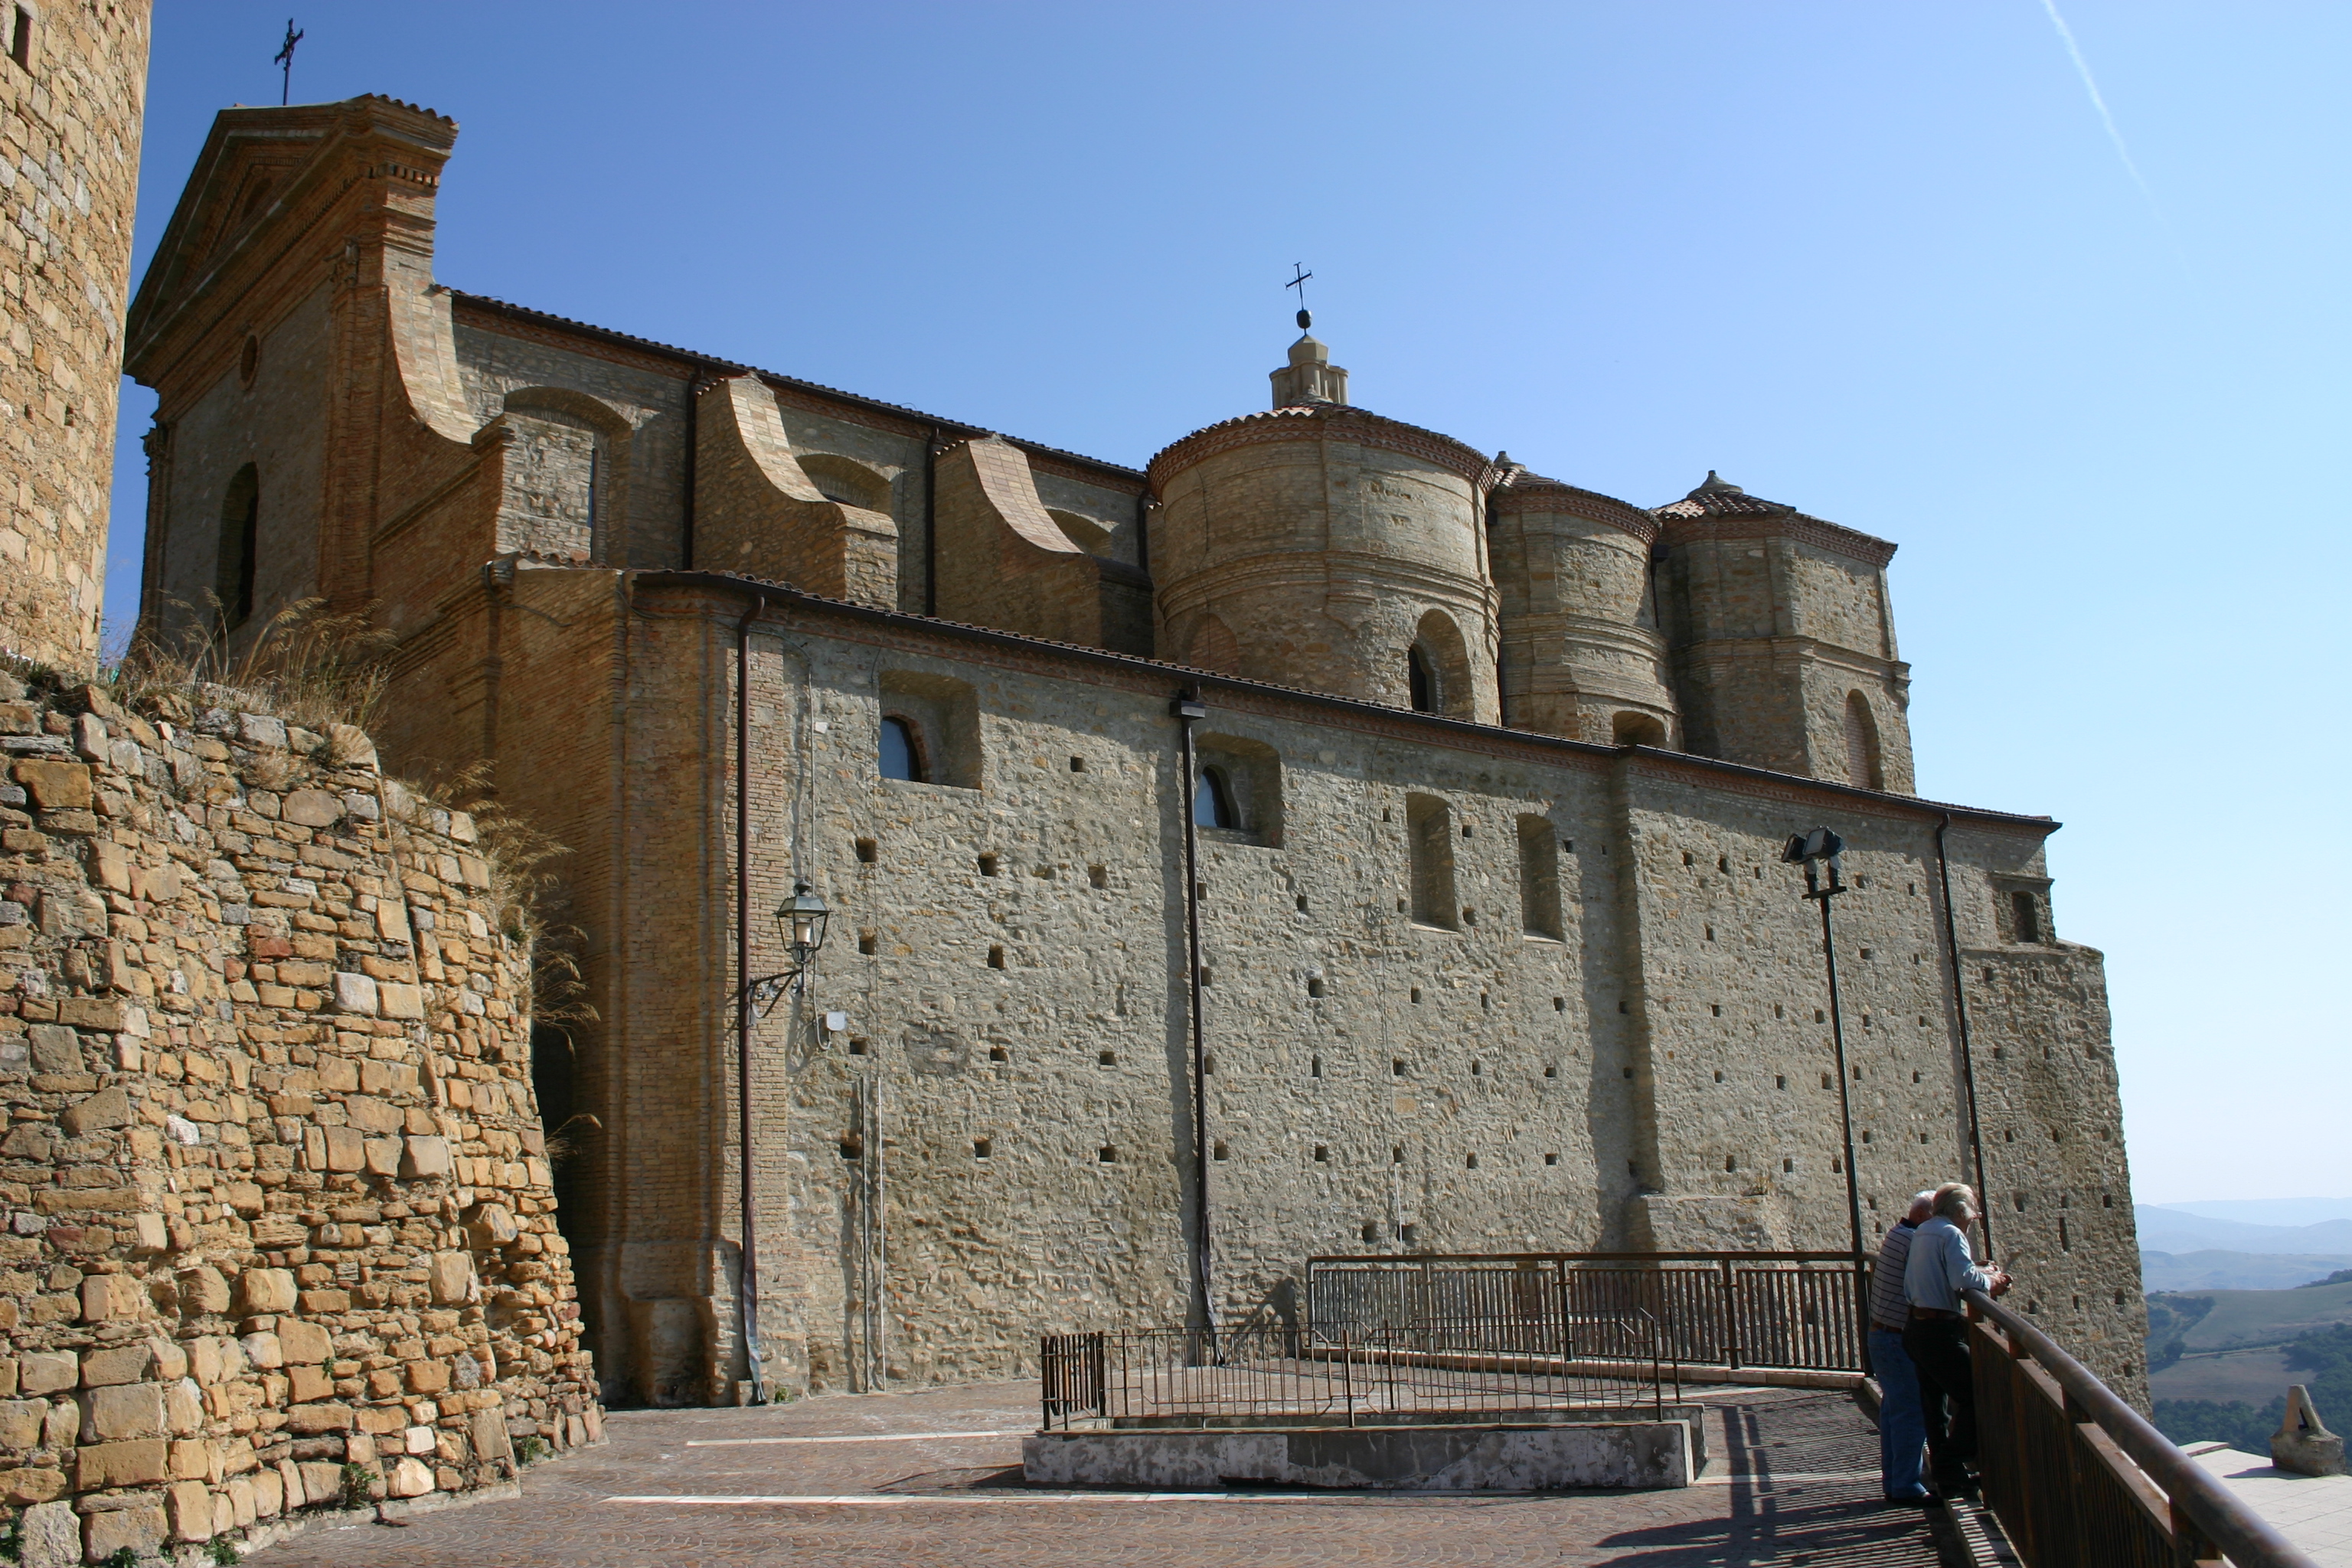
[0,0,151,671]
[0,672,597,1563]
[524,577,2138,1408]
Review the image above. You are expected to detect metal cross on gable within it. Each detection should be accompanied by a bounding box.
[1286,263,1313,329]
[274,18,304,107]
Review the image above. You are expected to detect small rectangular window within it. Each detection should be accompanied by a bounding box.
[1406,794,1458,929]
[2011,890,2042,943]
[10,8,32,71]
[1517,815,1562,940]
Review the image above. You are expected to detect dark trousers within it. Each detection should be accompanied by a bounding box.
[1902,1316,1977,1488]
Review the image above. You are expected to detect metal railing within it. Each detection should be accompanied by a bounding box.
[1308,1252,1867,1373]
[1039,1305,1668,1432]
[1965,1287,2319,1568]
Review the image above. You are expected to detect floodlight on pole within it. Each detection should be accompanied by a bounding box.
[1787,825,1870,1370]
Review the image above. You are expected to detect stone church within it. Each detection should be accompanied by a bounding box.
[122,94,2141,1406]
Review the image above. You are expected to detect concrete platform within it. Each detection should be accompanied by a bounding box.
[239,1380,1952,1567]
[1023,1415,1698,1491]
[2181,1443,2352,1566]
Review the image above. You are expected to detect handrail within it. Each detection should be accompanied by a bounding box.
[1963,1287,2320,1568]
[1310,1250,1863,1266]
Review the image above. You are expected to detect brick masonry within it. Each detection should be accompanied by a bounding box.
[0,0,150,672]
[0,672,597,1561]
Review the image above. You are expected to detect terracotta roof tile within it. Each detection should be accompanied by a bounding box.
[450,292,1143,482]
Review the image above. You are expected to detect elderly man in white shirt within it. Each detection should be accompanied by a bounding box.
[1902,1182,2013,1498]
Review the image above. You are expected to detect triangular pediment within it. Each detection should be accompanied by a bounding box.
[126,96,459,381]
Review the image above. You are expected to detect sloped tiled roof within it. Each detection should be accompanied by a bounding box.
[1146,400,1497,492]
[1651,472,1896,567]
[452,292,1145,483]
[1491,472,1658,542]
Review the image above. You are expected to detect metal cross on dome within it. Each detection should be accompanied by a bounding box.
[1286,263,1313,330]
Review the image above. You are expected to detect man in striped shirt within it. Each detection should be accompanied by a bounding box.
[1904,1182,2013,1500]
[1870,1191,1937,1504]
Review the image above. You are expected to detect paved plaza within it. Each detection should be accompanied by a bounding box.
[244,1380,1958,1567]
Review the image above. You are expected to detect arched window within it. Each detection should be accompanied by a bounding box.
[498,388,632,563]
[1194,766,1237,829]
[1408,610,1472,717]
[879,715,926,782]
[216,463,260,631]
[1844,692,1883,789]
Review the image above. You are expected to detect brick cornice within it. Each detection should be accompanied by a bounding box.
[1493,479,1659,544]
[1148,405,1498,495]
[1657,510,1897,570]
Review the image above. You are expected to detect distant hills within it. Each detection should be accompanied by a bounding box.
[2142,1251,2352,1292]
[2154,1198,2352,1228]
[2135,1205,2352,1291]
[2146,1279,2352,1351]
[2134,1205,2352,1257]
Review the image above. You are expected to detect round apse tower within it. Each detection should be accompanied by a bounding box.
[1488,474,1681,746]
[1146,335,1502,722]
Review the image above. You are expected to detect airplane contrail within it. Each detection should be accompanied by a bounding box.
[2037,0,2165,224]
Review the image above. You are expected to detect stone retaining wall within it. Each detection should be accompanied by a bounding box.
[0,671,596,1563]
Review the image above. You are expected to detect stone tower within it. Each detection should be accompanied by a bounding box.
[0,0,152,670]
[1489,472,1679,746]
[1655,472,1914,792]
[1147,336,1501,721]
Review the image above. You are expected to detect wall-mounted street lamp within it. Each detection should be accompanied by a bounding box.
[742,881,831,1021]
[1784,828,1871,1364]
[731,877,828,1406]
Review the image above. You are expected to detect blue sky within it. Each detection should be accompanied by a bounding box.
[109,3,2350,1206]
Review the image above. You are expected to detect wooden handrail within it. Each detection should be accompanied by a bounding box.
[1964,1288,2319,1568]
[1310,1250,1863,1266]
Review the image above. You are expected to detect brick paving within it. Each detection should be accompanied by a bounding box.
[247,1380,1955,1566]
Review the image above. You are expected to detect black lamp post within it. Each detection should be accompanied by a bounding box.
[733,879,828,1403]
[1784,828,1872,1367]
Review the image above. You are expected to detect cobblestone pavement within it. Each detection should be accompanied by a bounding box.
[247,1381,1954,1566]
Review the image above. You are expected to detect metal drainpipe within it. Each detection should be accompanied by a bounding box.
[1173,691,1213,1329]
[1133,485,1152,581]
[681,367,702,570]
[923,427,942,617]
[1936,814,1995,1256]
[733,597,765,1398]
